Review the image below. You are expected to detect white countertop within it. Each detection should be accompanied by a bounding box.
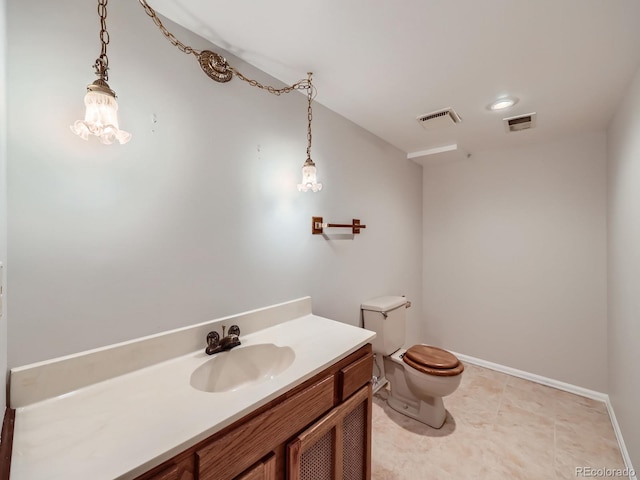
[10,314,375,480]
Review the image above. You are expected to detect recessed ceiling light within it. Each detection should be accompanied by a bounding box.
[488,96,519,111]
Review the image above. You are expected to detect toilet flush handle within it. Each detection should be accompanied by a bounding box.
[402,295,412,309]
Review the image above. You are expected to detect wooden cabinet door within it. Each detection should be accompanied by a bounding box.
[287,384,372,480]
[235,453,276,480]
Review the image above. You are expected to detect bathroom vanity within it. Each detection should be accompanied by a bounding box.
[137,344,373,480]
[7,297,376,480]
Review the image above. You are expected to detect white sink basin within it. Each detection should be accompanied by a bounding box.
[190,343,296,393]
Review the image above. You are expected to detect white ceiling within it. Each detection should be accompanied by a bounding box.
[150,0,640,158]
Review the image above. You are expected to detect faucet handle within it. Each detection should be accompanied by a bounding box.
[205,331,220,355]
[206,331,220,347]
[228,325,240,337]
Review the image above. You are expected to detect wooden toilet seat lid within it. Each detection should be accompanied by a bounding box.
[403,345,464,377]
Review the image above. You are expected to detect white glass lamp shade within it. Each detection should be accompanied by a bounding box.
[297,158,322,192]
[71,90,131,145]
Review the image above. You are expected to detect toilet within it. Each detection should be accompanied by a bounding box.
[361,295,464,428]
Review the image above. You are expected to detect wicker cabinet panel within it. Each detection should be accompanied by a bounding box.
[287,384,372,480]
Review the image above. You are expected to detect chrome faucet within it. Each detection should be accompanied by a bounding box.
[205,325,241,355]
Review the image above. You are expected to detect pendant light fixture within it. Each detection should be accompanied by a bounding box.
[71,0,131,145]
[71,0,324,187]
[297,73,322,193]
[139,0,322,191]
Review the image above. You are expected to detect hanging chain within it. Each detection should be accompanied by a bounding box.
[95,0,110,80]
[230,67,311,96]
[137,0,317,164]
[137,0,314,96]
[138,0,200,57]
[306,73,314,159]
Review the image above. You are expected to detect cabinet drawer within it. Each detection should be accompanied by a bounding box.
[197,375,335,480]
[339,351,373,401]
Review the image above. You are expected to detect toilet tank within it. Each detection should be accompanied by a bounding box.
[361,296,408,355]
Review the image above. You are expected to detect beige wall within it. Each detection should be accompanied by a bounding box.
[6,0,423,367]
[422,133,608,392]
[607,66,640,471]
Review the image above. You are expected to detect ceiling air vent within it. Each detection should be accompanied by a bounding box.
[417,107,462,130]
[504,112,537,133]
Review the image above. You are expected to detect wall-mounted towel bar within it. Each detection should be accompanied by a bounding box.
[312,216,367,235]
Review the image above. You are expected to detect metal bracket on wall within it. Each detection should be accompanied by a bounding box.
[312,216,367,235]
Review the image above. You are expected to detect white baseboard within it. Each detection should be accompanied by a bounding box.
[452,351,636,479]
[605,398,638,480]
[452,352,608,401]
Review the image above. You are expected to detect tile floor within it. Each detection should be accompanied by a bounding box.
[371,363,627,479]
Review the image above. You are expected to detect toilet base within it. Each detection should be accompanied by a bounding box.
[387,387,447,429]
[383,350,452,429]
[372,376,389,394]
